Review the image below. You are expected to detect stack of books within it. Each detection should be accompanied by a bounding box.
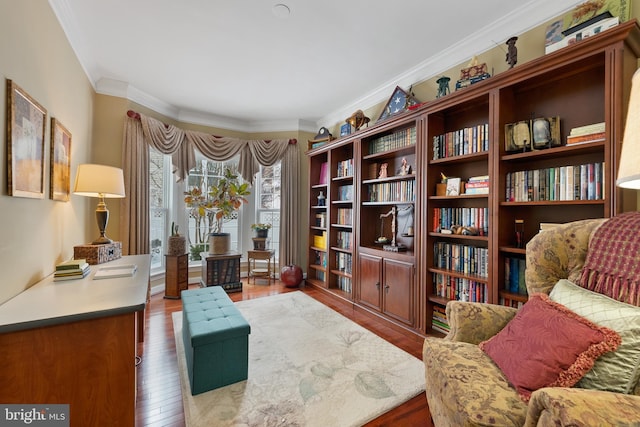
[54,258,90,281]
[567,122,605,145]
[464,175,489,194]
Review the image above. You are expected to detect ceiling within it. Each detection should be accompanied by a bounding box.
[49,0,582,133]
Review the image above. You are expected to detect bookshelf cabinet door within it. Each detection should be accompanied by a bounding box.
[358,252,382,311]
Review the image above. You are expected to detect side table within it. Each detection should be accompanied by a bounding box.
[248,250,275,285]
[200,252,242,292]
[165,253,188,299]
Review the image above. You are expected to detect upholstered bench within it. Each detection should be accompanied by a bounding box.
[181,286,251,395]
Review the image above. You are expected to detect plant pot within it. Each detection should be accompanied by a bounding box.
[255,229,269,238]
[167,235,186,256]
[209,233,230,255]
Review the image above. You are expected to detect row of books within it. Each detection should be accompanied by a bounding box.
[432,123,489,160]
[499,297,526,309]
[369,127,416,155]
[54,258,90,281]
[335,208,353,226]
[337,184,353,202]
[335,231,353,250]
[505,162,605,202]
[505,257,527,296]
[433,242,489,278]
[432,273,489,303]
[313,251,326,267]
[335,276,352,293]
[314,212,327,228]
[366,180,416,203]
[336,159,354,178]
[432,305,450,335]
[432,207,489,236]
[335,252,352,274]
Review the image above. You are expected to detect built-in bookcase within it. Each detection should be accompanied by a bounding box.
[307,20,640,337]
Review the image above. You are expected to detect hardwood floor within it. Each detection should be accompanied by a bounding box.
[136,280,433,427]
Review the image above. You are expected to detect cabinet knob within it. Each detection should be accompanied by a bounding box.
[375,282,380,290]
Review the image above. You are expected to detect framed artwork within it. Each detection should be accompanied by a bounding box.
[50,118,72,201]
[376,86,421,122]
[446,177,461,196]
[6,79,47,198]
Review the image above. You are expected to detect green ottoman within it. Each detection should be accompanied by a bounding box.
[181,286,251,395]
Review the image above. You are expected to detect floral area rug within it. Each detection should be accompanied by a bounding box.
[172,291,425,426]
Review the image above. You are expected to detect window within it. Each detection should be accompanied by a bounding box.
[255,162,281,261]
[185,156,242,262]
[149,152,281,274]
[149,148,171,271]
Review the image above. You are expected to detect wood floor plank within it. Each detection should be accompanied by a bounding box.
[136,281,432,426]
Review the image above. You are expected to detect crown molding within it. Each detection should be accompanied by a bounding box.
[317,0,583,128]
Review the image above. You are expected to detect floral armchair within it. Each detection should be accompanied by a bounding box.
[423,214,640,426]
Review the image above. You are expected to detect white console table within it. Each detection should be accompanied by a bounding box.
[0,254,150,427]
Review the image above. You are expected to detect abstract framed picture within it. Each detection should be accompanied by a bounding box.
[50,118,71,201]
[6,79,47,198]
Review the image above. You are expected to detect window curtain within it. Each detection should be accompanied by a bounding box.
[121,113,301,270]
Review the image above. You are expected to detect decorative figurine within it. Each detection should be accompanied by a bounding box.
[379,163,388,178]
[399,158,410,176]
[346,109,370,131]
[436,76,451,98]
[317,191,326,206]
[506,36,518,68]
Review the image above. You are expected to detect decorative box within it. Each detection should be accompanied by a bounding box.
[74,241,122,265]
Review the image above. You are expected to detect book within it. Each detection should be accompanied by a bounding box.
[54,265,90,277]
[54,268,90,282]
[93,264,138,280]
[566,131,605,145]
[56,258,88,271]
[569,122,605,136]
[318,162,328,185]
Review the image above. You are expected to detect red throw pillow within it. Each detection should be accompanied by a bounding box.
[479,293,620,401]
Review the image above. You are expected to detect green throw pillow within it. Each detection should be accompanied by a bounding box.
[550,279,640,394]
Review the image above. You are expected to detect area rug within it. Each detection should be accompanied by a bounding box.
[172,291,426,427]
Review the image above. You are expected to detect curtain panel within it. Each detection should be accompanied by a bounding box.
[121,113,301,270]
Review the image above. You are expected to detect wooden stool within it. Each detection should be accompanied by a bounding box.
[247,250,275,285]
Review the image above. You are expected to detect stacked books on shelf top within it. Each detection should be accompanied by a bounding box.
[566,122,605,145]
[54,258,90,281]
[464,175,489,195]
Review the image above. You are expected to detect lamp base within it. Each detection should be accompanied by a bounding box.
[92,236,113,245]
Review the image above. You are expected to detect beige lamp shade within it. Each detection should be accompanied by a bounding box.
[618,69,640,189]
[74,164,125,244]
[73,164,126,198]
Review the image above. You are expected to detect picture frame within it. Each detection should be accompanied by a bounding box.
[446,177,461,196]
[50,118,72,201]
[6,79,47,198]
[376,86,421,122]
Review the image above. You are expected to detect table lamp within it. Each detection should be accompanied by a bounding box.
[73,164,125,244]
[618,68,640,190]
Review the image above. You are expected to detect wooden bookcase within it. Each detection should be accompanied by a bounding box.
[306,20,640,337]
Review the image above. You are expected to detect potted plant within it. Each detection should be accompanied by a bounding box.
[185,166,250,256]
[251,223,272,238]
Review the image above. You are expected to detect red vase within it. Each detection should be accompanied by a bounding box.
[280,264,303,288]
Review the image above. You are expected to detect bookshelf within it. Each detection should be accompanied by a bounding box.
[306,20,640,337]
